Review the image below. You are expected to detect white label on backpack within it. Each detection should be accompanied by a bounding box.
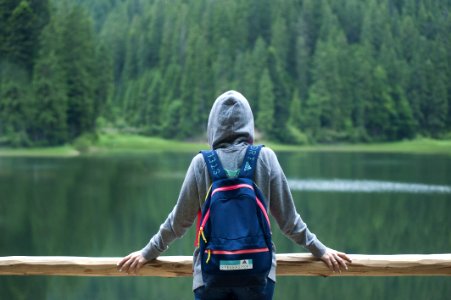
[219,259,253,271]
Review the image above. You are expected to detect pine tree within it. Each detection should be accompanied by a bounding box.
[361,0,391,54]
[93,42,114,128]
[420,60,447,136]
[247,0,271,44]
[139,70,162,134]
[295,35,310,100]
[409,36,448,137]
[393,87,416,139]
[213,38,233,95]
[0,64,30,146]
[270,16,289,71]
[161,99,182,139]
[229,1,250,52]
[122,17,140,80]
[159,63,182,121]
[301,0,324,54]
[256,69,275,136]
[243,37,268,112]
[31,19,68,145]
[347,43,373,140]
[1,0,49,71]
[365,65,396,140]
[177,24,212,137]
[379,36,415,140]
[0,0,20,58]
[98,5,129,83]
[399,16,419,63]
[59,6,97,139]
[123,79,139,125]
[307,39,335,132]
[331,0,363,44]
[6,1,35,70]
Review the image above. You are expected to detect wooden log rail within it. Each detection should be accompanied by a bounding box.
[0,254,450,277]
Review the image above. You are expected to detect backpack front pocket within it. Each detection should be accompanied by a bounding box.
[201,246,272,287]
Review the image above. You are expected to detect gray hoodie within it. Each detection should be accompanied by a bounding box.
[141,90,327,290]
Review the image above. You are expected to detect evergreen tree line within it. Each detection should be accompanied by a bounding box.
[0,0,112,146]
[0,0,450,146]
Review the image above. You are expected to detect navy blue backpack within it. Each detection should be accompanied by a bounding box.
[196,145,272,288]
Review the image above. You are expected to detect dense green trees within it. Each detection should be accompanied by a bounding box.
[0,1,110,146]
[0,0,450,146]
[31,20,68,145]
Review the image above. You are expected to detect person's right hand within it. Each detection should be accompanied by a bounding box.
[320,248,352,273]
[117,250,149,274]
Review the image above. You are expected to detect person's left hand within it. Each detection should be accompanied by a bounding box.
[320,248,352,273]
[117,250,149,274]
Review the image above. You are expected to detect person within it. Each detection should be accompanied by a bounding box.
[118,90,352,299]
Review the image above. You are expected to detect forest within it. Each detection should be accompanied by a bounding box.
[0,0,449,146]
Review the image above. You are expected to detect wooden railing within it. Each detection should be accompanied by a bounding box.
[1,254,450,277]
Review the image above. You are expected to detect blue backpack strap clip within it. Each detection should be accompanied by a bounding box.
[239,144,263,179]
[200,150,227,180]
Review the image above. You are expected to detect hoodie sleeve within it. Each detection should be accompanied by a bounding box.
[141,156,201,260]
[265,148,327,258]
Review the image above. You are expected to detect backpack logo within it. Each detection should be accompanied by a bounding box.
[219,259,253,271]
[244,161,252,172]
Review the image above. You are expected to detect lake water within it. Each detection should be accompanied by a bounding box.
[0,151,450,299]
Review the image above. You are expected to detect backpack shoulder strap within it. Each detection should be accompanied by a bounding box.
[200,150,227,181]
[238,145,264,179]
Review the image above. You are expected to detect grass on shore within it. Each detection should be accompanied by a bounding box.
[93,133,209,153]
[0,145,79,157]
[0,133,450,157]
[267,138,451,155]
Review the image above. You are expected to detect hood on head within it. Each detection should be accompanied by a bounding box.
[207,90,254,149]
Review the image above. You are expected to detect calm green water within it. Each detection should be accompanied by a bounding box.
[0,152,450,300]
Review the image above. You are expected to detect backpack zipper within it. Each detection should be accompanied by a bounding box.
[205,247,270,264]
[211,184,254,195]
[197,208,211,246]
[206,248,269,255]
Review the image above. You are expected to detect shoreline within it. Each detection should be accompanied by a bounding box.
[0,134,450,157]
